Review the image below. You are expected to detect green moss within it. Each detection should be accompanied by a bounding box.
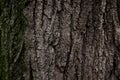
[0,0,28,80]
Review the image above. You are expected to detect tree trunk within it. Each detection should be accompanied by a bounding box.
[0,0,28,80]
[24,0,120,80]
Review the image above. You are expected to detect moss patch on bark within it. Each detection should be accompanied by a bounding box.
[0,0,28,80]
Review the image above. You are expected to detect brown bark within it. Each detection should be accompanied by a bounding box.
[25,0,120,80]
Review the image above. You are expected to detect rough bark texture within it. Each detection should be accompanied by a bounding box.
[0,0,28,80]
[25,0,120,80]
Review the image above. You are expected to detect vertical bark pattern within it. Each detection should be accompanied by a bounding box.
[25,0,120,80]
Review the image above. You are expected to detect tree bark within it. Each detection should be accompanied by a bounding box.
[25,0,120,80]
[0,0,28,80]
